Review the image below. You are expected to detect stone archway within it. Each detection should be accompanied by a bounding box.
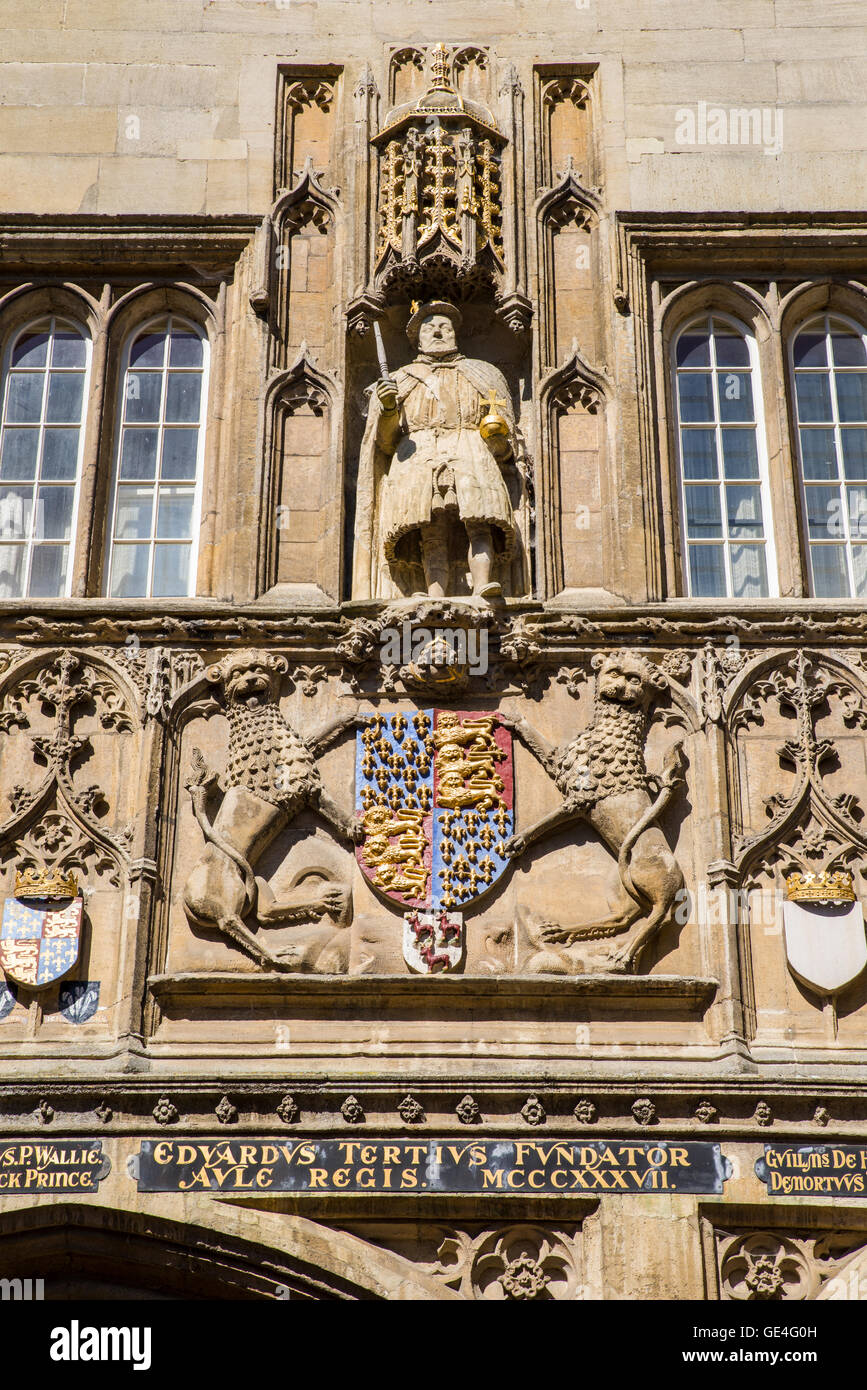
[0,1198,455,1300]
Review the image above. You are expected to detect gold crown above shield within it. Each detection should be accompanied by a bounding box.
[785,870,856,904]
[14,866,79,900]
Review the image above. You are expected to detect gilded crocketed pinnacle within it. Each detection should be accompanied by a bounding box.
[429,43,452,92]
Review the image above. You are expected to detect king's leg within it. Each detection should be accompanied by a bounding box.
[420,516,451,597]
[466,520,501,599]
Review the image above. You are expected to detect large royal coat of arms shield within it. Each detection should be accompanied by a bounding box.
[355,709,513,972]
[0,895,82,989]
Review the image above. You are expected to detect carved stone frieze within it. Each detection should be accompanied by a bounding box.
[422,1224,585,1300]
[717,1229,867,1301]
[0,1077,862,1134]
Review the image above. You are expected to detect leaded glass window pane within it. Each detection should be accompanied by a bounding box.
[792,315,867,597]
[106,316,206,599]
[0,316,89,597]
[675,316,773,597]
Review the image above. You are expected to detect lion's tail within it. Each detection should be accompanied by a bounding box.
[618,742,686,905]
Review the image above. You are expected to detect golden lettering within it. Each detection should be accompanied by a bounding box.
[833,1150,856,1169]
[617,1146,644,1166]
[178,1165,210,1191]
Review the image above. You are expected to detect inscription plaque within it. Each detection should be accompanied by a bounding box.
[0,1140,110,1193]
[131,1138,732,1195]
[756,1144,867,1196]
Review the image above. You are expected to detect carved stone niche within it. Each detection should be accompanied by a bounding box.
[344,297,533,603]
[269,160,340,370]
[260,349,342,603]
[372,43,506,303]
[537,73,597,193]
[275,70,340,196]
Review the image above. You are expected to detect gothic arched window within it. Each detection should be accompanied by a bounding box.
[791,313,867,598]
[105,315,207,598]
[673,314,775,598]
[0,316,90,598]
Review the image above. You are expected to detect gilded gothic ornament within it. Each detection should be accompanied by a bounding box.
[373,44,505,296]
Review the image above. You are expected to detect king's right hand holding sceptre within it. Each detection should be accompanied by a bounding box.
[373,319,398,414]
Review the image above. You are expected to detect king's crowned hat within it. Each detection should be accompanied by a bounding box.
[406,299,463,345]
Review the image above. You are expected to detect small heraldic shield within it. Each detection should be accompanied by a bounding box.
[782,870,867,997]
[0,867,82,989]
[403,908,463,974]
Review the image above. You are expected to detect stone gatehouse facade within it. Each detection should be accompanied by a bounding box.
[0,0,865,1300]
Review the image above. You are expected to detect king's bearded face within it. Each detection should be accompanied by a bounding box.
[417,314,457,356]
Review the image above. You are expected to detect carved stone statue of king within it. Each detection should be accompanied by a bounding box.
[352,300,519,600]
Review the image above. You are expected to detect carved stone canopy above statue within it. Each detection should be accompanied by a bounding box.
[373,43,506,299]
